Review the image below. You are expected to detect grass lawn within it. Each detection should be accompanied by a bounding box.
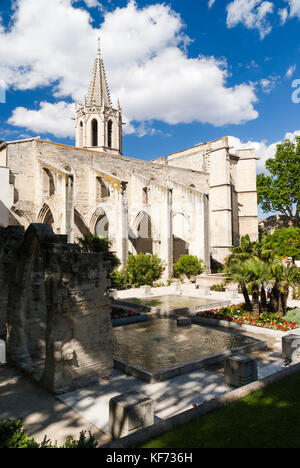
[140,372,300,449]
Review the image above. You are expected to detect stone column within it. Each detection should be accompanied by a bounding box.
[235,149,259,241]
[160,187,173,280]
[209,139,233,264]
[192,191,210,271]
[115,182,128,267]
[65,175,75,243]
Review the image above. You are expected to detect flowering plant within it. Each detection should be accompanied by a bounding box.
[111,307,140,319]
[197,305,299,331]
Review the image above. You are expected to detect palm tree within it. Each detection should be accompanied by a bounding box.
[224,261,253,311]
[225,258,271,315]
[268,259,300,316]
[229,234,274,264]
[246,258,270,315]
[225,235,300,316]
[77,234,120,272]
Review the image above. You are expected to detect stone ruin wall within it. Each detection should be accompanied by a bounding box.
[0,223,113,394]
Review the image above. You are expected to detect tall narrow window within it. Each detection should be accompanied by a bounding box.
[42,168,55,198]
[143,187,149,204]
[108,120,113,148]
[92,119,98,147]
[96,177,110,200]
[79,121,84,147]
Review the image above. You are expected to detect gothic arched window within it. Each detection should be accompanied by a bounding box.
[92,119,98,147]
[79,121,84,147]
[108,120,113,148]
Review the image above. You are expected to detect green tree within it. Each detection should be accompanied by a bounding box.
[263,227,300,260]
[257,137,300,227]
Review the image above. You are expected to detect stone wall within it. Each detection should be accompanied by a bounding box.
[2,135,258,272]
[0,223,113,394]
[0,166,14,227]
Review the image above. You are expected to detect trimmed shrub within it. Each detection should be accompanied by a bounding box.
[110,268,129,290]
[210,283,226,292]
[285,308,300,327]
[125,254,165,288]
[173,255,205,279]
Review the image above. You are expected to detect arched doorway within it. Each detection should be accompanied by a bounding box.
[38,204,54,229]
[130,211,153,254]
[95,212,109,238]
[173,213,190,262]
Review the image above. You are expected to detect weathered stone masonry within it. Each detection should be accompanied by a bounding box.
[0,223,113,394]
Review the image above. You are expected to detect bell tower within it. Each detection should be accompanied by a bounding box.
[75,40,123,155]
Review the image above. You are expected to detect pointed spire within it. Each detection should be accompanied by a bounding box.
[87,39,112,108]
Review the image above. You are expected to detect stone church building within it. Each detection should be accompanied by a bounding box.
[0,44,259,279]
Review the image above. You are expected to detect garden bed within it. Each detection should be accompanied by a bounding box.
[193,304,299,333]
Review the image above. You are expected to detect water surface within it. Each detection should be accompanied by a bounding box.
[113,317,254,374]
[122,295,217,311]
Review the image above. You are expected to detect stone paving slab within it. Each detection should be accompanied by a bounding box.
[59,368,233,434]
[59,346,288,437]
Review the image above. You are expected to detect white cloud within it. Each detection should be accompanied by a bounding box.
[286,0,300,19]
[228,129,300,173]
[257,75,280,93]
[285,64,297,78]
[278,7,289,24]
[3,0,258,138]
[81,0,100,7]
[208,0,216,8]
[226,0,274,39]
[8,102,75,138]
[277,1,300,23]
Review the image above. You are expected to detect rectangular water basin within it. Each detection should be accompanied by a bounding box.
[115,294,230,316]
[113,315,265,383]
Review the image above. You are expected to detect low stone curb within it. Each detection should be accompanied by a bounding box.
[111,314,148,328]
[100,362,300,448]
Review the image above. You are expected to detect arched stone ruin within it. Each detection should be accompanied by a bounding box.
[0,223,113,394]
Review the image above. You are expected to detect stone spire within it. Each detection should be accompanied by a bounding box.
[86,39,112,108]
[75,39,122,155]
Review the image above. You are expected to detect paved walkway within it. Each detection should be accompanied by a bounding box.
[0,365,110,446]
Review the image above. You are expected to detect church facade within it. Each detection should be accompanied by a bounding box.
[0,44,259,278]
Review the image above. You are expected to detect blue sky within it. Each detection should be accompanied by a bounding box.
[0,0,300,170]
